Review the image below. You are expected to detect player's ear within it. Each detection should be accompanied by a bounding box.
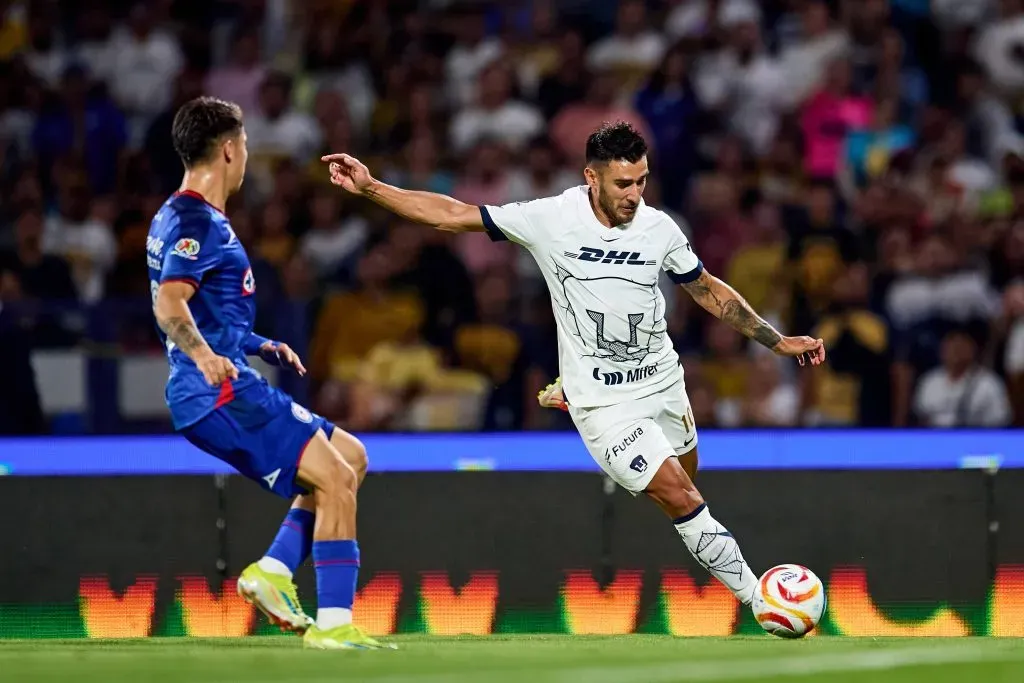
[222,137,235,164]
[583,165,599,191]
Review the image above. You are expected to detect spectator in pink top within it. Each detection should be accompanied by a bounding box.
[800,58,871,179]
[550,71,653,167]
[205,30,266,115]
[452,140,519,275]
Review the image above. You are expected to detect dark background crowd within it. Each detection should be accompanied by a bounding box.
[1,0,1024,435]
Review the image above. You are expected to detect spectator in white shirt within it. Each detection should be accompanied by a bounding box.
[587,0,667,81]
[72,7,115,86]
[42,181,115,304]
[973,0,1024,96]
[694,7,785,155]
[107,4,183,118]
[665,0,762,39]
[449,62,544,153]
[886,233,1000,333]
[299,188,369,281]
[913,326,1011,427]
[24,7,65,87]
[444,5,503,108]
[246,72,321,163]
[777,0,850,109]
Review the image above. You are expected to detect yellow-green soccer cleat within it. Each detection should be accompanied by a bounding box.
[237,563,314,634]
[303,623,397,650]
[538,376,567,411]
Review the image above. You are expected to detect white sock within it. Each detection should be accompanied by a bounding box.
[673,504,757,605]
[257,556,293,578]
[317,607,353,630]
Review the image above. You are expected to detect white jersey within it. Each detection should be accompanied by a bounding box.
[482,186,703,408]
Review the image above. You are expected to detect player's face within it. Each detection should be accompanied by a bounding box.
[587,157,649,226]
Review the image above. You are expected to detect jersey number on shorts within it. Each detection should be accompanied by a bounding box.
[682,406,694,433]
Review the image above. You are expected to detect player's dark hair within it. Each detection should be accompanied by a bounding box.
[172,96,244,168]
[585,121,648,165]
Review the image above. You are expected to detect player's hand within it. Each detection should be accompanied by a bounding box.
[321,153,374,194]
[196,353,240,386]
[259,341,307,377]
[772,336,826,367]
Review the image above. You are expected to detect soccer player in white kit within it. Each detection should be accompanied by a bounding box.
[321,122,825,607]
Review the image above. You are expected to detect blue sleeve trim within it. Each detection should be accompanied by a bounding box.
[479,206,508,242]
[667,260,704,284]
[243,333,272,355]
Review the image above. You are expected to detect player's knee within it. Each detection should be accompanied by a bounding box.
[347,437,368,482]
[320,454,358,499]
[663,485,704,517]
[330,430,368,483]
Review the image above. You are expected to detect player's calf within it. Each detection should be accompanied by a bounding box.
[644,454,757,605]
[295,431,362,631]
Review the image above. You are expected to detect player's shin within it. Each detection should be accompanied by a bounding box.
[673,503,758,605]
[296,431,362,630]
[259,502,315,577]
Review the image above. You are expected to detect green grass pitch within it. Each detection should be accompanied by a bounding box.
[1,635,1023,682]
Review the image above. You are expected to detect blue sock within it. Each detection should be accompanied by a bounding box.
[264,508,315,574]
[313,540,360,611]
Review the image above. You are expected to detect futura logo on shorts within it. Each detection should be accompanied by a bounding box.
[605,425,643,463]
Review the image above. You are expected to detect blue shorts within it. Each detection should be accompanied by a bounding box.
[181,384,336,499]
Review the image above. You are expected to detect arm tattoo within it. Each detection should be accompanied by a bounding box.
[721,298,783,349]
[682,271,782,349]
[158,316,207,353]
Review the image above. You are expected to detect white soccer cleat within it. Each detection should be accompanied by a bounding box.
[538,376,567,411]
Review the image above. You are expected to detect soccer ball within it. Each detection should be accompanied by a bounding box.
[751,564,826,638]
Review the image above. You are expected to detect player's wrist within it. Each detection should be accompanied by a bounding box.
[362,178,383,198]
[192,347,217,364]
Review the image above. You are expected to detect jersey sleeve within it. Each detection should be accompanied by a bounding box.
[159,214,224,287]
[662,219,703,284]
[479,199,547,248]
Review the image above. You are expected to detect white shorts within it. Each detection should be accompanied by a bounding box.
[568,373,697,494]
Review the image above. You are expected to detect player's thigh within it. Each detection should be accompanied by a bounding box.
[570,405,676,494]
[295,428,357,497]
[181,405,314,499]
[657,384,699,479]
[325,425,368,482]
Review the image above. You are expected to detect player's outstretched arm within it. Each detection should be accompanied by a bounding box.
[243,333,307,376]
[681,270,826,366]
[155,281,240,384]
[321,153,484,233]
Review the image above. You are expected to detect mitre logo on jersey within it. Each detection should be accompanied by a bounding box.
[592,364,659,386]
[171,238,200,260]
[242,267,255,296]
[563,247,656,266]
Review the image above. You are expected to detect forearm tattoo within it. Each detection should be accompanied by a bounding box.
[159,316,206,353]
[683,272,782,349]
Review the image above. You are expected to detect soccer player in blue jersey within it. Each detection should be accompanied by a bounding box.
[147,97,389,650]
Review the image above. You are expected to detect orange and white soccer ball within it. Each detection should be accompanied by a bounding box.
[752,564,826,638]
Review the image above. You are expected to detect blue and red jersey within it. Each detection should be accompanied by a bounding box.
[147,190,269,428]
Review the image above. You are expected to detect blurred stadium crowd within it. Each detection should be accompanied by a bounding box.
[1,0,1024,433]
